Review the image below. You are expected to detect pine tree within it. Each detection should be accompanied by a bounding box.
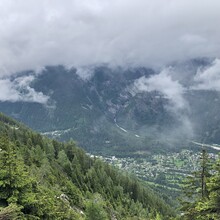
[85,194,108,220]
[0,135,35,205]
[0,203,24,220]
[200,149,210,198]
[196,156,220,219]
[180,149,211,219]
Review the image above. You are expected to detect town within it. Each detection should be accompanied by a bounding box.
[90,149,218,196]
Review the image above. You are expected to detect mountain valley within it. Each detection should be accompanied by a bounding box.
[1,59,220,156]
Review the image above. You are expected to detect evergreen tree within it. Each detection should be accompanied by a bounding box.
[0,203,24,220]
[0,113,175,219]
[196,156,220,219]
[0,135,34,205]
[180,149,211,219]
[85,194,108,220]
[200,149,210,198]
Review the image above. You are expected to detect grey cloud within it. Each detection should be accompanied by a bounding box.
[191,59,220,91]
[0,0,220,76]
[76,67,95,80]
[133,57,220,117]
[0,75,50,104]
[133,68,187,110]
[0,79,20,102]
[132,67,194,140]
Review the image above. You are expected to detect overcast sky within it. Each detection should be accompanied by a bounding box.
[0,0,220,76]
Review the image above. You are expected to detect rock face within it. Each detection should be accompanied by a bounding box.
[1,59,220,154]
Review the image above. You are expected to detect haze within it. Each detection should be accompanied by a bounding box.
[0,0,220,76]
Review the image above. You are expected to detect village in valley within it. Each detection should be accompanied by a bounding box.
[90,149,218,191]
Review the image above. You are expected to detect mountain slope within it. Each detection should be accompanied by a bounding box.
[0,112,174,219]
[1,59,220,154]
[0,66,185,154]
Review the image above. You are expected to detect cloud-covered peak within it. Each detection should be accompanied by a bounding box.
[192,59,220,91]
[0,0,220,76]
[0,75,50,104]
[134,68,186,110]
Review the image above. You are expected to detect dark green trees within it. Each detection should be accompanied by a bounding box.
[180,149,220,220]
[0,113,175,219]
[196,156,220,219]
[0,203,23,220]
[0,135,36,219]
[0,135,34,205]
[179,149,210,219]
[85,194,108,220]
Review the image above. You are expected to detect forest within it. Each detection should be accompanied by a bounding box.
[1,112,220,219]
[179,149,220,220]
[0,113,174,220]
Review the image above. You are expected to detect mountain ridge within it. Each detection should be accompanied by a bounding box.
[0,59,220,154]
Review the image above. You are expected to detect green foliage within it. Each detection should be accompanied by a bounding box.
[0,203,24,220]
[0,112,175,219]
[179,149,220,220]
[85,194,108,220]
[0,135,34,205]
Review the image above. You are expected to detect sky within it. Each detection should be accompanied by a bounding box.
[0,0,220,76]
[0,0,220,104]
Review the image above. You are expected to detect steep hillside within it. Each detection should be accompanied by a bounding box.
[0,113,174,219]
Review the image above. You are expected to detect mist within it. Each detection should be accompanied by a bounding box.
[0,0,220,144]
[0,0,220,77]
[0,74,49,104]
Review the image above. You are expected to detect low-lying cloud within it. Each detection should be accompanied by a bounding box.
[1,0,220,104]
[134,68,187,110]
[0,75,50,104]
[76,67,95,81]
[192,59,220,91]
[133,58,220,113]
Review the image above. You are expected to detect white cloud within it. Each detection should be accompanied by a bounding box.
[0,79,20,102]
[76,67,94,80]
[0,0,220,76]
[0,75,49,104]
[192,59,220,91]
[133,68,186,110]
[132,67,194,138]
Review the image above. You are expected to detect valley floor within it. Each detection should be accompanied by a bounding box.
[90,149,218,201]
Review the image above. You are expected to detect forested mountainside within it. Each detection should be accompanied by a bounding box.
[1,59,220,155]
[178,149,220,220]
[0,112,174,219]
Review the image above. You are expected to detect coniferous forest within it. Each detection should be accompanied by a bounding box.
[178,149,220,220]
[2,111,220,219]
[0,113,174,219]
